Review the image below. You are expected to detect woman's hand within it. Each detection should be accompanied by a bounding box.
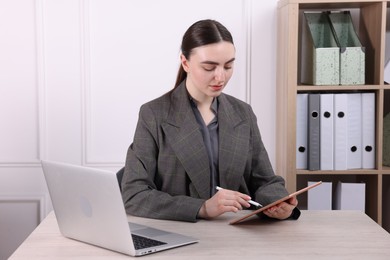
[198,188,252,219]
[263,196,298,220]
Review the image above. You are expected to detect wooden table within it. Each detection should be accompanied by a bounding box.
[9,210,390,259]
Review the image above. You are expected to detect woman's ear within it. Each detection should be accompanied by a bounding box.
[180,54,189,73]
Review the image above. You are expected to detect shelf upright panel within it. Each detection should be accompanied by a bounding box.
[276,1,301,193]
[277,0,387,226]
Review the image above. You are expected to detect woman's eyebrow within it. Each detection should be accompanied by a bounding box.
[201,57,235,65]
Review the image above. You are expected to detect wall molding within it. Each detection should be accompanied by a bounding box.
[0,194,47,222]
[0,0,45,167]
[0,164,42,168]
[80,0,92,166]
[79,0,114,167]
[244,0,253,105]
[36,0,48,163]
[79,0,254,167]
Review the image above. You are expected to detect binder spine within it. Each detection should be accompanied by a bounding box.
[296,94,309,169]
[334,94,348,170]
[320,94,334,170]
[308,94,321,171]
[361,93,375,169]
[347,93,362,169]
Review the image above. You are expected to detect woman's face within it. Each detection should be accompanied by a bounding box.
[181,41,235,102]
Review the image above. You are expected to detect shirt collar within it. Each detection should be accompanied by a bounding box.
[187,91,219,115]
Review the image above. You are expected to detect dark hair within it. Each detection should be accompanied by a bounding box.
[173,19,234,89]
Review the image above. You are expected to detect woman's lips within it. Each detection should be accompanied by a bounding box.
[211,85,223,91]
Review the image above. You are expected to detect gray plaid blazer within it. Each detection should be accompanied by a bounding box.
[121,81,289,222]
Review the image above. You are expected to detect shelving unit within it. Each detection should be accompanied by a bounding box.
[276,0,389,231]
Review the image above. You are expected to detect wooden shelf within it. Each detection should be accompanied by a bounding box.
[297,169,380,175]
[276,0,389,231]
[297,85,384,91]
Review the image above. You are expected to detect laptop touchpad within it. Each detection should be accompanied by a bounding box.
[134,227,171,238]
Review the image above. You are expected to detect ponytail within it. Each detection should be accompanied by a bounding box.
[173,66,187,89]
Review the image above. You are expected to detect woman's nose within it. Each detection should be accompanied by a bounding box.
[214,67,225,82]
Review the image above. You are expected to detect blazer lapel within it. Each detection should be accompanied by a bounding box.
[161,83,211,199]
[218,94,251,191]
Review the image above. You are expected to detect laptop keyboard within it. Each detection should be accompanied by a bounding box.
[131,234,167,250]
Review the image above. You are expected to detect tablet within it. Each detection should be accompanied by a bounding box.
[229,181,322,224]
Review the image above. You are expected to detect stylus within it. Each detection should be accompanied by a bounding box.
[216,186,263,208]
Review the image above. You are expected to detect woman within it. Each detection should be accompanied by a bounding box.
[121,19,300,222]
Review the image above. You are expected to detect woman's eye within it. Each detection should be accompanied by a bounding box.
[224,66,232,70]
[203,67,215,72]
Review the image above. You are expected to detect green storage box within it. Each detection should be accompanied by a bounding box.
[328,11,365,85]
[302,12,340,85]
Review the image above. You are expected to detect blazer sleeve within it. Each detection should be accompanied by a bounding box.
[246,106,300,219]
[121,104,205,222]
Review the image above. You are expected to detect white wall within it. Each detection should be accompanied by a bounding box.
[0,0,278,258]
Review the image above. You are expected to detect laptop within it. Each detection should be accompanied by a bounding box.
[41,160,198,256]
